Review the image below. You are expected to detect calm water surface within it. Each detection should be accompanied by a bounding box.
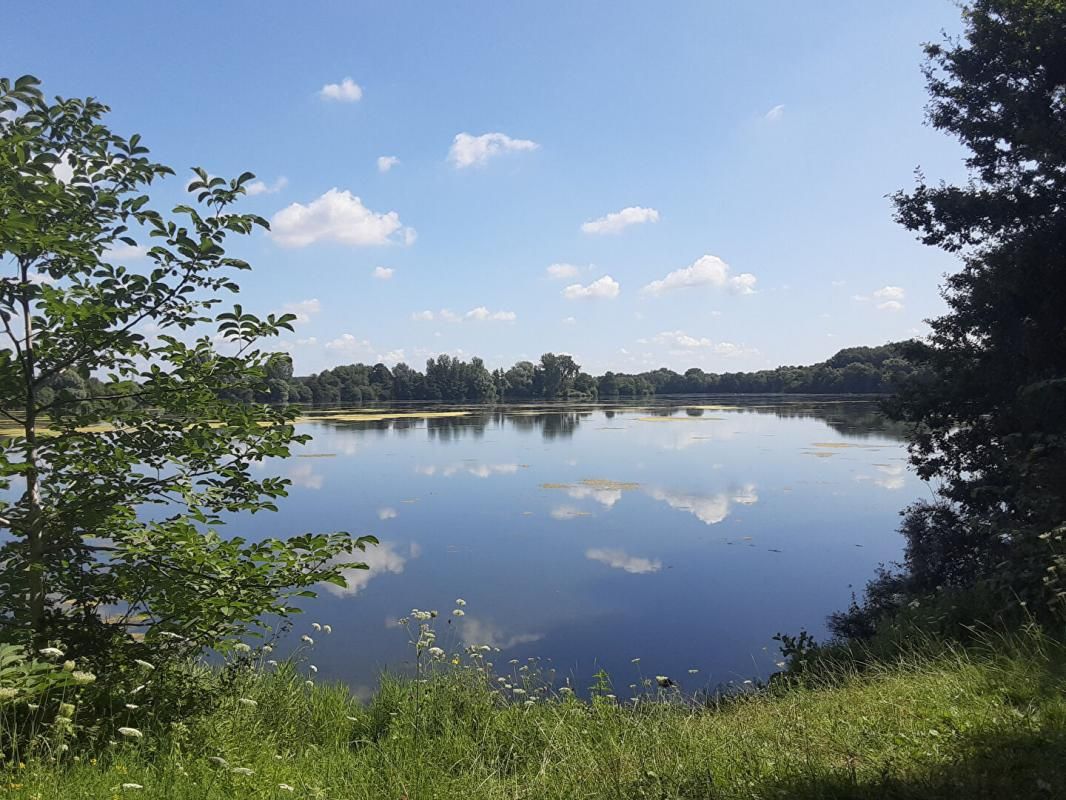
[250,398,919,695]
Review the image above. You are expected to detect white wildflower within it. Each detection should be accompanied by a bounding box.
[0,688,18,701]
[305,680,314,689]
[62,660,76,672]
[238,698,258,708]
[655,676,673,688]
[301,635,314,645]
[230,767,254,776]
[278,785,295,792]
[120,784,144,790]
[322,625,332,634]
[428,647,445,659]
[311,623,322,632]
[267,660,278,667]
[512,688,527,696]
[262,645,274,654]
[72,671,96,685]
[233,643,252,653]
[452,609,465,617]
[133,659,155,671]
[207,757,229,768]
[125,704,139,710]
[117,727,143,738]
[688,669,699,675]
[455,598,466,607]
[39,647,64,658]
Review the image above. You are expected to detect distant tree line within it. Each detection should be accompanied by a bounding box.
[266,342,922,405]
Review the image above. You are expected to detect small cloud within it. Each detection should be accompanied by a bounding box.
[319,77,363,102]
[377,507,398,520]
[107,243,148,262]
[325,333,372,352]
[270,188,415,248]
[562,316,576,325]
[377,349,406,364]
[642,254,756,296]
[464,307,516,322]
[650,330,714,349]
[459,617,542,650]
[281,298,321,323]
[581,206,659,235]
[411,310,435,321]
[586,547,662,574]
[372,266,394,280]
[877,300,904,312]
[246,176,288,196]
[546,263,582,280]
[448,132,539,169]
[764,104,785,122]
[377,155,400,173]
[287,463,323,490]
[871,286,905,312]
[562,275,620,300]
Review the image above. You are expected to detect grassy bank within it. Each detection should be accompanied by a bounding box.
[4,627,1065,799]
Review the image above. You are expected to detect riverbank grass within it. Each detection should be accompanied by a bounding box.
[6,626,1066,799]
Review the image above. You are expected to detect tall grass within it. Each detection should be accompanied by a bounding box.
[4,623,1065,798]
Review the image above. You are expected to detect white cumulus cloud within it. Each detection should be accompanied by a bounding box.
[271,188,415,248]
[377,155,400,173]
[581,206,659,235]
[562,275,620,300]
[325,333,372,353]
[448,132,539,168]
[641,255,757,296]
[372,266,394,280]
[319,77,363,102]
[464,306,517,322]
[323,541,418,597]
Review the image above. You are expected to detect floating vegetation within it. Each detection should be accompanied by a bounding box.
[539,483,572,490]
[296,453,337,458]
[580,479,641,491]
[636,416,725,423]
[802,451,836,458]
[297,411,470,423]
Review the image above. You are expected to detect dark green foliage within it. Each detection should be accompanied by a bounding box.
[835,1,1066,639]
[286,342,917,405]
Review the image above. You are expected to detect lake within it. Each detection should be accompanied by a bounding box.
[252,398,919,696]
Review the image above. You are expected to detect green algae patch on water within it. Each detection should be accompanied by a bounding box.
[296,411,471,423]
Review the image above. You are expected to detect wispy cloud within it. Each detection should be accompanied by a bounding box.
[581,206,659,235]
[377,155,400,173]
[586,547,662,574]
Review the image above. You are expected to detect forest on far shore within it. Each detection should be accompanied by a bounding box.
[272,340,925,404]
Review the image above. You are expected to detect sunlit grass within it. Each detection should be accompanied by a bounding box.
[6,622,1066,799]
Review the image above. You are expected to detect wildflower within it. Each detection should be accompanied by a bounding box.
[120,784,144,791]
[233,643,252,653]
[55,716,73,726]
[125,704,139,710]
[59,702,75,717]
[238,698,258,708]
[428,647,445,659]
[301,635,314,645]
[311,623,322,632]
[207,757,229,768]
[524,700,535,707]
[631,658,640,664]
[455,598,466,607]
[262,645,274,654]
[230,767,254,776]
[117,727,143,739]
[742,680,753,685]
[452,609,465,617]
[62,660,76,672]
[606,694,617,700]
[512,688,527,696]
[345,715,358,722]
[688,669,699,675]
[0,688,18,701]
[129,685,145,695]
[323,625,332,634]
[133,659,155,671]
[560,687,574,695]
[267,660,278,667]
[158,631,184,640]
[775,661,786,669]
[72,671,96,685]
[278,785,295,792]
[28,704,40,711]
[509,659,519,665]
[304,680,314,689]
[38,647,64,658]
[497,677,506,684]
[655,676,674,688]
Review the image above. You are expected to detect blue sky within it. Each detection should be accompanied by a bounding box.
[5,1,967,375]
